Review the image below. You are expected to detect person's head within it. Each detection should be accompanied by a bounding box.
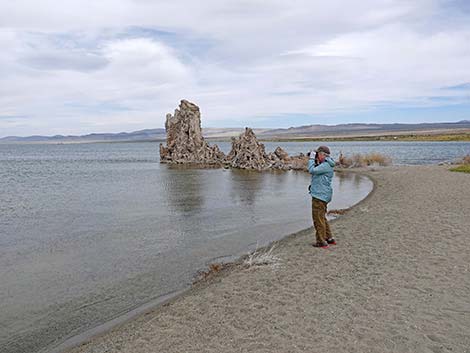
[315,145,330,163]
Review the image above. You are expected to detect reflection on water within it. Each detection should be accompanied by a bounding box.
[0,143,372,353]
[229,169,264,205]
[333,171,373,210]
[161,166,207,214]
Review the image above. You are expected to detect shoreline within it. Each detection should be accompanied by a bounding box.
[41,169,375,353]
[2,132,470,145]
[64,164,470,353]
[44,289,186,353]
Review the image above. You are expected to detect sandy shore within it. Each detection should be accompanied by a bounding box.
[66,165,470,353]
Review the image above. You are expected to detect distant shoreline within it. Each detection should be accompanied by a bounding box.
[0,139,166,145]
[256,132,470,142]
[2,132,470,144]
[2,121,470,144]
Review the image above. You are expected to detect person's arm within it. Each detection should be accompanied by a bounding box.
[308,159,331,175]
[325,157,336,167]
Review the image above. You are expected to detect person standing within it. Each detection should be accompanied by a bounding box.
[308,146,336,248]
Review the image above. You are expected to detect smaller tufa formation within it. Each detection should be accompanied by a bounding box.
[225,128,309,171]
[273,146,289,160]
[267,147,290,170]
[267,147,309,171]
[226,128,270,169]
[159,100,225,164]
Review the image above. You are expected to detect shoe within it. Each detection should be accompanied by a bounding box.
[326,238,336,245]
[312,242,329,249]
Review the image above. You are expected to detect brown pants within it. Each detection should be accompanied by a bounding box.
[312,197,332,244]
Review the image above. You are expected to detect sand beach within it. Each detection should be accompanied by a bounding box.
[65,165,470,353]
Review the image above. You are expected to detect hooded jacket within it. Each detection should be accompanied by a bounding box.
[308,156,335,203]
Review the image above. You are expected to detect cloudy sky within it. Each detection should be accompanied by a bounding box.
[1,0,470,137]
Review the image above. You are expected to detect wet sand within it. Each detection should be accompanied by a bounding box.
[66,165,470,353]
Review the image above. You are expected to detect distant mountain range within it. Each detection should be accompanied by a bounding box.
[2,120,470,143]
[259,120,470,138]
[0,128,167,143]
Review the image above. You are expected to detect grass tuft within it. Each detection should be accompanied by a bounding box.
[244,244,281,269]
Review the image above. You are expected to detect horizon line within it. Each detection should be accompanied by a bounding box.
[2,119,470,139]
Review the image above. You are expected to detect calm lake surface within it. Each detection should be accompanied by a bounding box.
[0,140,468,353]
[220,140,470,165]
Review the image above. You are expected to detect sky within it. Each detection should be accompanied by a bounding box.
[1,0,470,137]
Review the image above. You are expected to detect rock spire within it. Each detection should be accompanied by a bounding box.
[159,100,225,164]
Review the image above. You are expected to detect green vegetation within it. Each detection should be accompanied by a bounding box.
[450,155,470,173]
[390,133,470,142]
[261,132,470,142]
[450,165,470,173]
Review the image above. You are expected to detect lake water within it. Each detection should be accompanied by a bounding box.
[214,140,470,165]
[0,140,468,353]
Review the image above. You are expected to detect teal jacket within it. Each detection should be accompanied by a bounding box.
[308,157,335,203]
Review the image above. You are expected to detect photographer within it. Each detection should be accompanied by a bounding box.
[307,146,336,248]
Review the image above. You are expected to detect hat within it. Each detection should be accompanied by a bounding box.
[315,145,330,154]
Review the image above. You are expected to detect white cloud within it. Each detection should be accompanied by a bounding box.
[101,38,190,83]
[0,0,470,136]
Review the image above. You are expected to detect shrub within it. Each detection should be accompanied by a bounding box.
[363,153,391,166]
[338,152,391,168]
[450,165,470,173]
